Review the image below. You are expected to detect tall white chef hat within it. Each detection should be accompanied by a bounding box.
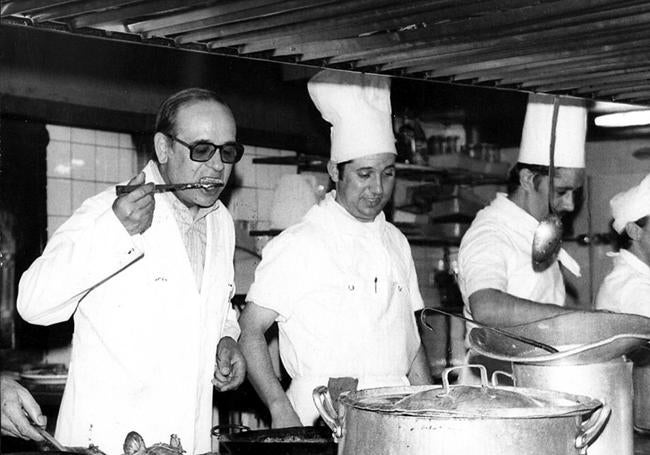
[518,94,588,168]
[610,174,650,233]
[308,69,397,163]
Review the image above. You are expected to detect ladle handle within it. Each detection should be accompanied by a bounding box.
[115,183,202,195]
[548,96,560,212]
[421,307,559,354]
[28,416,67,452]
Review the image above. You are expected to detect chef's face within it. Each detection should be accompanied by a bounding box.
[155,100,236,210]
[330,153,396,222]
[535,167,585,218]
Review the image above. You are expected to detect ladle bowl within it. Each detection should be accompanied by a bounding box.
[532,213,563,270]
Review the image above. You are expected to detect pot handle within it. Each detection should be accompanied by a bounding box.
[312,385,343,440]
[491,370,516,387]
[575,404,611,454]
[442,364,489,390]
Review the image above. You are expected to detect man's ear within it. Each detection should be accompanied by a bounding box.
[624,221,643,240]
[327,160,339,183]
[154,132,170,164]
[519,168,537,192]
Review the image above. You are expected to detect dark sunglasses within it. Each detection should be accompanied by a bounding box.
[165,133,244,164]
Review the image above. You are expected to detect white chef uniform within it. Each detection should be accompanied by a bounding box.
[458,193,581,316]
[596,250,650,317]
[595,174,650,317]
[18,161,239,455]
[246,191,423,425]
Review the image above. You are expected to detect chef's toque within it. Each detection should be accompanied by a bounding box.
[308,69,397,163]
[610,174,650,233]
[518,94,588,168]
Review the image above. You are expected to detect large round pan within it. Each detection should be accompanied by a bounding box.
[468,311,650,365]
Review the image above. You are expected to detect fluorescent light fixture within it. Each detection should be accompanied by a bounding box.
[594,110,650,127]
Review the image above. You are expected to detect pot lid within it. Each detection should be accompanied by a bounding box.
[341,365,603,419]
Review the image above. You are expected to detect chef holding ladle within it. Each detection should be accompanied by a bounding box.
[455,94,588,383]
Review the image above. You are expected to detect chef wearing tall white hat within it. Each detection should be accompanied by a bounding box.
[458,93,588,334]
[596,174,650,317]
[239,69,430,427]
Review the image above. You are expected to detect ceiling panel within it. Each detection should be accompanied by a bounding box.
[2,0,649,106]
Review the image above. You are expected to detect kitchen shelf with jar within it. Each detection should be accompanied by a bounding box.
[253,153,508,187]
[251,152,508,243]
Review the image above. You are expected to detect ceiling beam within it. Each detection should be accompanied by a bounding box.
[1,0,75,16]
[348,13,650,68]
[129,0,280,34]
[241,0,646,55]
[385,30,650,74]
[71,0,211,28]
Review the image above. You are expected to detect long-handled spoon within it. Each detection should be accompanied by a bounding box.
[115,178,223,195]
[28,416,67,452]
[532,96,563,270]
[421,307,559,354]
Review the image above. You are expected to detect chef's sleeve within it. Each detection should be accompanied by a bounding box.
[246,232,307,322]
[221,281,241,340]
[17,192,143,325]
[457,224,511,300]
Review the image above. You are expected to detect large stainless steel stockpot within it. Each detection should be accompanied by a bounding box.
[313,365,609,455]
[513,357,634,455]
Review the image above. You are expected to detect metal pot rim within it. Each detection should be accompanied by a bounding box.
[339,384,603,419]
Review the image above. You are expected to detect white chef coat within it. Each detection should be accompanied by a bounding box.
[595,249,650,317]
[457,193,580,383]
[17,161,240,455]
[246,191,423,425]
[458,193,581,314]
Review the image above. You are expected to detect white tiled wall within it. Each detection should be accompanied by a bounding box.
[226,146,300,296]
[46,125,138,238]
[226,146,298,226]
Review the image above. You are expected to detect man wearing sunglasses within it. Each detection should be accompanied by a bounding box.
[17,88,246,455]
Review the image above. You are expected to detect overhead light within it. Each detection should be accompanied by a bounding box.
[594,110,650,127]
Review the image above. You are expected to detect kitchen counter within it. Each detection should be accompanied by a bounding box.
[4,379,650,455]
[2,430,649,454]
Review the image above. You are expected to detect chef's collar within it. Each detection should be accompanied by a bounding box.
[493,193,581,277]
[147,161,220,221]
[494,193,540,234]
[324,191,385,236]
[610,249,650,277]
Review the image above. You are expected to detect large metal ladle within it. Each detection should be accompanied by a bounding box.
[532,96,563,270]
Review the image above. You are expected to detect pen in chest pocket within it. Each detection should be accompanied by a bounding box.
[374,277,378,293]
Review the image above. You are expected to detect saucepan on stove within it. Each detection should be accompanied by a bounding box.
[313,365,610,455]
